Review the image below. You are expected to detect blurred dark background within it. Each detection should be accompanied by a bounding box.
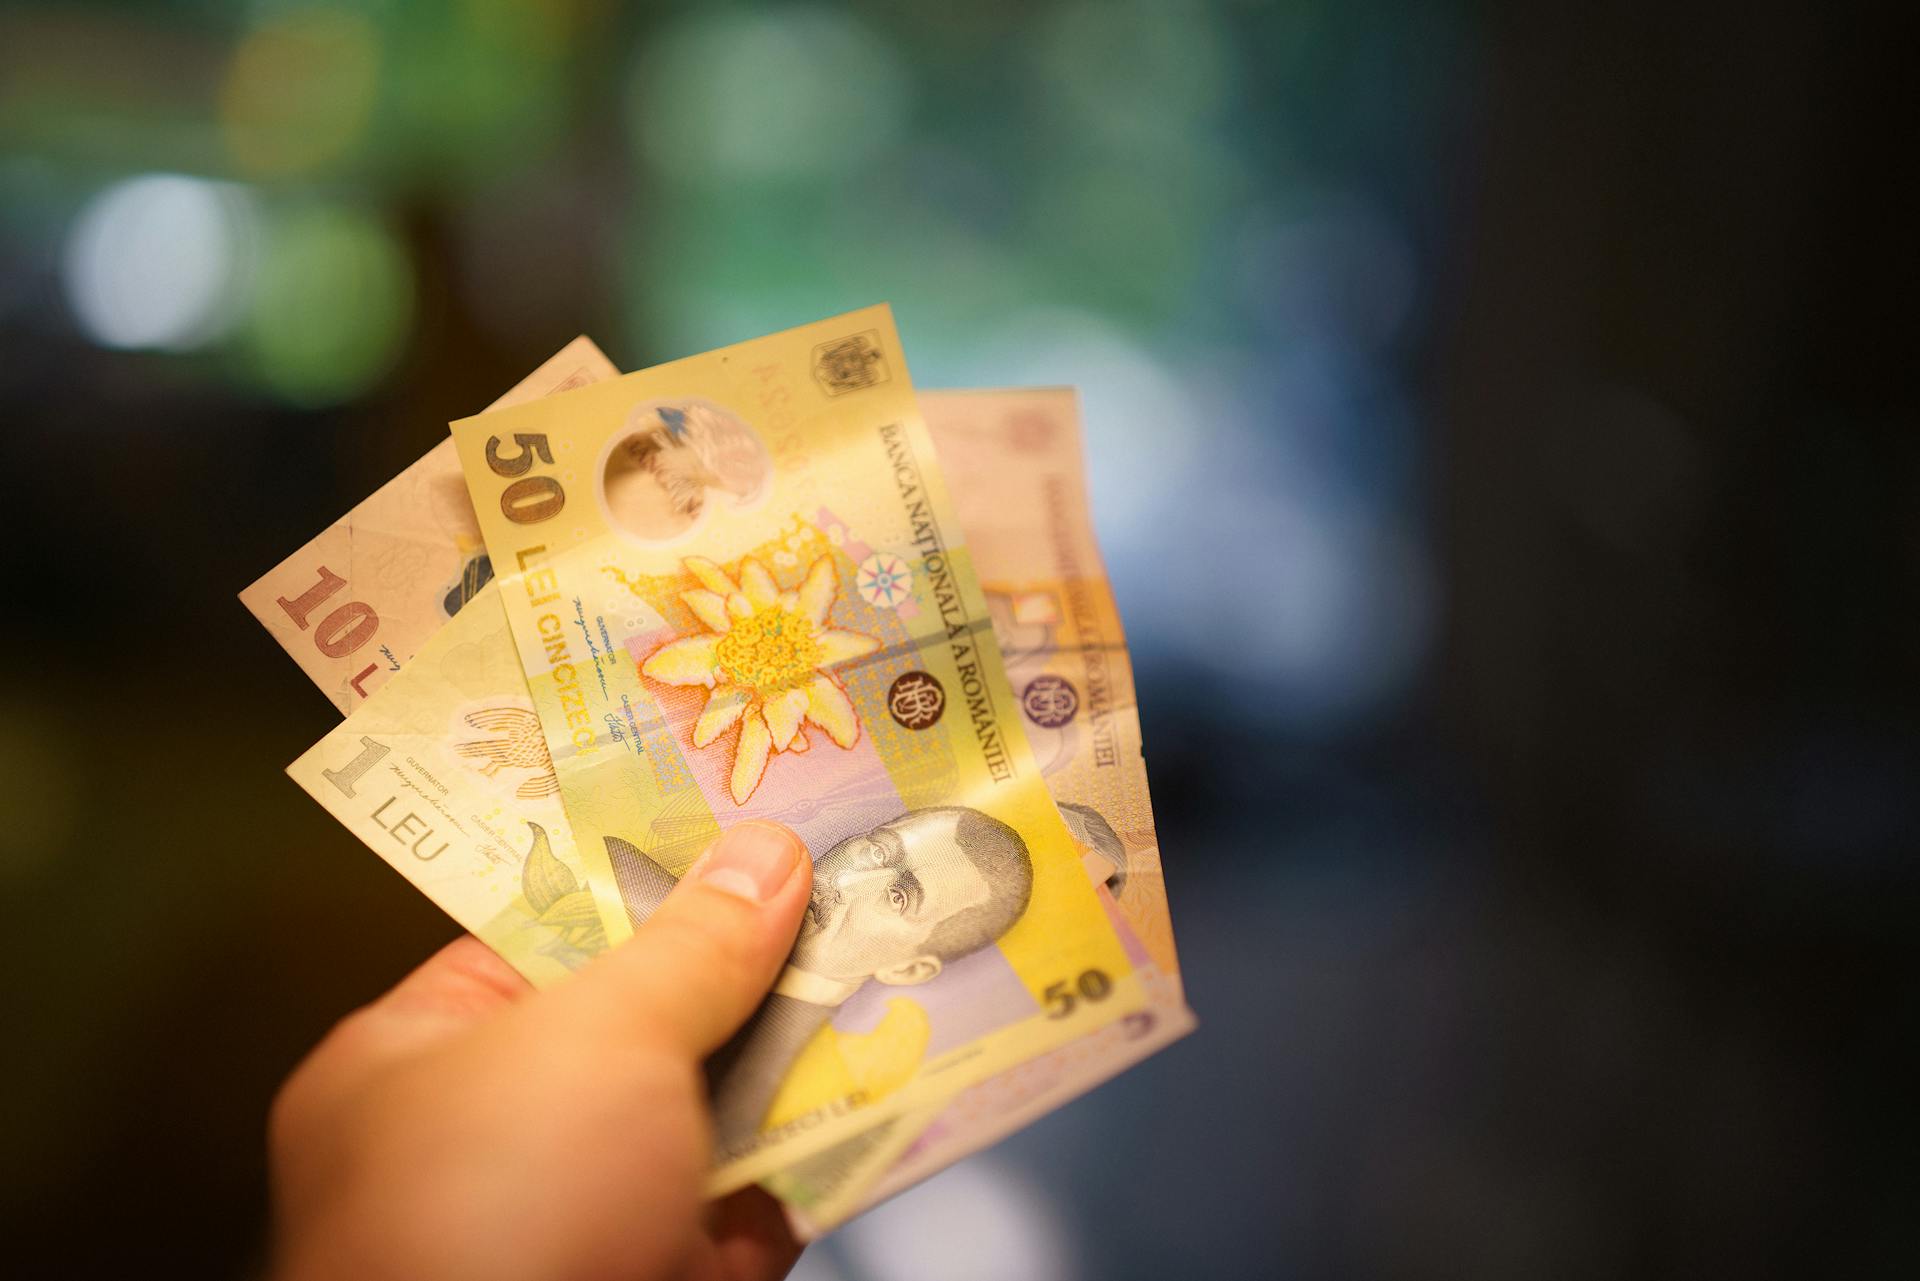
[3,2,1912,1278]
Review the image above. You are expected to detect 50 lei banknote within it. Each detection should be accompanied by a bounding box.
[312,306,1147,1192]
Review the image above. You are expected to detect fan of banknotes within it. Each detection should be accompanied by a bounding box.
[242,306,1191,1234]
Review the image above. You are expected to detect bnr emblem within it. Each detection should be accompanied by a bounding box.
[887,671,946,730]
[813,331,890,395]
[1021,674,1079,728]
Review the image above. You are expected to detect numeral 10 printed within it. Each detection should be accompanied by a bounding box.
[275,432,565,701]
[275,565,382,699]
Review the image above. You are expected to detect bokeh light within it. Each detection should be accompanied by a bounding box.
[1031,0,1234,149]
[221,8,381,178]
[629,7,910,185]
[62,173,257,352]
[240,201,411,406]
[834,1159,1078,1281]
[1238,192,1418,352]
[928,306,1435,727]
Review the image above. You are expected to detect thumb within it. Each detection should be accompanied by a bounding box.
[557,821,813,1059]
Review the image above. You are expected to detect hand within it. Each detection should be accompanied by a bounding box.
[269,821,814,1281]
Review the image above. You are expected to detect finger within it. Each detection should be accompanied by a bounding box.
[557,821,811,1058]
[706,1186,805,1281]
[277,936,532,1128]
[377,933,533,1021]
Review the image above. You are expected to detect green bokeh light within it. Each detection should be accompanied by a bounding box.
[630,7,910,185]
[1032,0,1235,149]
[241,201,411,406]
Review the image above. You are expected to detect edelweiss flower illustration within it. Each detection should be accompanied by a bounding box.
[641,554,880,803]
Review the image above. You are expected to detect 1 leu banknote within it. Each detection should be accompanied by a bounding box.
[264,341,1185,1209]
[765,389,1193,1231]
[433,305,1144,1193]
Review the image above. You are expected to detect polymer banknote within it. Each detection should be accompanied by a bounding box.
[363,307,1144,1191]
[241,337,617,711]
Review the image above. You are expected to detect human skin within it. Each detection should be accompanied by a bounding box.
[269,821,813,1281]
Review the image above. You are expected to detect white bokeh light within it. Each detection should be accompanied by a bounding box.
[835,1158,1078,1281]
[931,307,1435,728]
[62,173,255,351]
[938,306,1216,547]
[785,1247,851,1281]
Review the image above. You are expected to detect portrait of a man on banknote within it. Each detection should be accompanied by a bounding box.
[604,806,1035,1151]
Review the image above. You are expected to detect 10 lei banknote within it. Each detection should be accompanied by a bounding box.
[412,306,1142,1191]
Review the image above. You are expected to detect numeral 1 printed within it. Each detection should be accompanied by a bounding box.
[322,735,389,798]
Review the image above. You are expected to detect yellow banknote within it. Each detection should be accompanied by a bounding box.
[769,388,1194,1229]
[286,580,605,989]
[448,306,1145,1191]
[242,337,617,711]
